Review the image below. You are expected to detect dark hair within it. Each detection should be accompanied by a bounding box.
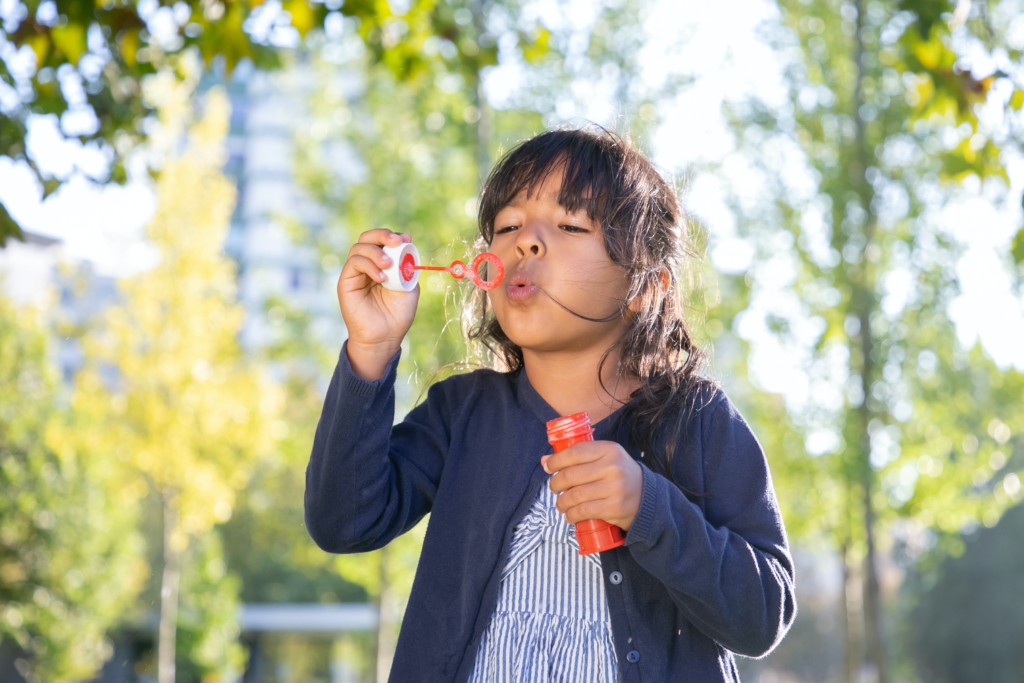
[463,126,713,493]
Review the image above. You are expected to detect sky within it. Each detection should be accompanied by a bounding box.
[1,0,1022,385]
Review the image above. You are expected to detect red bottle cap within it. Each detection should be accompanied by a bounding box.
[546,411,594,449]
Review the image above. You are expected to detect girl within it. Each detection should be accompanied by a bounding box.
[306,128,796,683]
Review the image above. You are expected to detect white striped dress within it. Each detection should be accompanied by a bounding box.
[468,475,619,682]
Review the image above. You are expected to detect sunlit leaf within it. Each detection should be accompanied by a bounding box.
[283,0,317,36]
[520,27,551,64]
[25,34,50,68]
[1011,227,1024,266]
[939,138,1007,183]
[51,24,87,64]
[0,201,24,246]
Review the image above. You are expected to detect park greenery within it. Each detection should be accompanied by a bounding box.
[1,0,1023,682]
[69,58,284,683]
[0,297,146,681]
[0,0,544,245]
[712,1,1024,680]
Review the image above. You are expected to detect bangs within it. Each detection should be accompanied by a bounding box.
[478,128,624,242]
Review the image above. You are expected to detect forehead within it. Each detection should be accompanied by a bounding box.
[501,169,589,212]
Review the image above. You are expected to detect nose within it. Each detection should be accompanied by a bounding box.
[515,218,547,258]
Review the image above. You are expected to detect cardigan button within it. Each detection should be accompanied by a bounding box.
[626,650,640,663]
[609,571,623,585]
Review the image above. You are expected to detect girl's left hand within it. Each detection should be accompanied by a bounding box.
[542,441,643,532]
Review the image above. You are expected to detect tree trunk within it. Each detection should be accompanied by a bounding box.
[158,488,182,683]
[368,589,381,683]
[471,0,493,191]
[861,477,887,682]
[851,1,887,681]
[840,539,861,683]
[375,547,394,683]
[376,587,402,683]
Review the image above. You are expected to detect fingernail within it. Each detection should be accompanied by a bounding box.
[382,255,392,263]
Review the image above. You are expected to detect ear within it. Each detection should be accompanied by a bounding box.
[626,266,671,316]
[658,266,671,294]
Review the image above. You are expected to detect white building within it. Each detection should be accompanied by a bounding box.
[217,62,351,356]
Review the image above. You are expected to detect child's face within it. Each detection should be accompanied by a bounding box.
[487,168,633,357]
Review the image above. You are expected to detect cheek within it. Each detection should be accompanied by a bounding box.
[559,253,629,300]
[488,241,514,264]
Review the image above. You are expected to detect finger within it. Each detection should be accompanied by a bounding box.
[341,254,387,287]
[349,242,394,270]
[543,441,605,475]
[549,459,607,495]
[356,228,407,247]
[554,480,612,515]
[563,498,615,526]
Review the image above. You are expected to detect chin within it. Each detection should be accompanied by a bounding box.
[495,322,537,349]
[503,327,576,354]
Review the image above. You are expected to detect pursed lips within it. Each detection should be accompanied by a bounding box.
[505,269,540,302]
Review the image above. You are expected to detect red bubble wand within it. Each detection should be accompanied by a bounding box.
[400,252,505,291]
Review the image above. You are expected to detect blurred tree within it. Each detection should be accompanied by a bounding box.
[64,52,281,683]
[219,307,369,608]
[715,0,1024,680]
[0,296,147,682]
[903,502,1024,682]
[0,0,559,245]
[895,0,1024,265]
[218,297,394,683]
[174,528,246,681]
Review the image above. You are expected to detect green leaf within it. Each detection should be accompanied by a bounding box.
[0,200,25,247]
[1011,227,1024,265]
[117,28,140,68]
[25,34,50,69]
[282,0,321,37]
[51,24,87,64]
[938,138,1007,183]
[520,27,552,64]
[41,176,62,199]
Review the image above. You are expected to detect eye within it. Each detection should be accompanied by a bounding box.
[560,224,587,233]
[495,225,519,235]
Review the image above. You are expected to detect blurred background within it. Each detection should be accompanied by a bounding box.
[1,0,1023,681]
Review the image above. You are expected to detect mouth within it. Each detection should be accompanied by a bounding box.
[505,270,540,302]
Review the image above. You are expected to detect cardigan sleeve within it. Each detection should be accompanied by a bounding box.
[623,393,797,658]
[304,340,450,554]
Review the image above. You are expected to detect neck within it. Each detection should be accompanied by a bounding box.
[522,344,639,424]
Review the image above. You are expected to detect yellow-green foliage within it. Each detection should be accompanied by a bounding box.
[52,54,284,676]
[68,70,282,546]
[721,0,1024,559]
[0,298,147,682]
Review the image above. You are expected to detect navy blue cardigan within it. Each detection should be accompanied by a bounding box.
[305,342,796,682]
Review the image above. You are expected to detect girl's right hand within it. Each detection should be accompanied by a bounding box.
[337,229,419,380]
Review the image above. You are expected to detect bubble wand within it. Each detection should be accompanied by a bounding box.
[380,242,504,292]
